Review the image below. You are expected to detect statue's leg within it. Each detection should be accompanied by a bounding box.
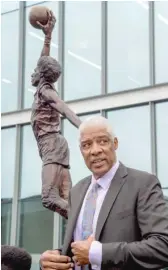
[59,167,72,201]
[41,163,69,219]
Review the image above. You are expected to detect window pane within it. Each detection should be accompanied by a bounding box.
[64,1,101,101]
[63,113,100,186]
[30,259,40,270]
[108,1,150,92]
[24,1,59,109]
[156,102,168,188]
[107,106,151,172]
[1,201,12,245]
[31,262,39,270]
[155,2,168,84]
[26,1,44,7]
[1,127,16,244]
[1,11,19,112]
[1,1,19,13]
[163,189,168,199]
[18,125,54,253]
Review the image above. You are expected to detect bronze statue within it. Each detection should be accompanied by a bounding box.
[30,11,81,219]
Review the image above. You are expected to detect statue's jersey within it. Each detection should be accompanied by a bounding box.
[31,82,60,140]
[31,81,70,167]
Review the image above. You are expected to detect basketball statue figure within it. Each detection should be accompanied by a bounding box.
[30,10,81,219]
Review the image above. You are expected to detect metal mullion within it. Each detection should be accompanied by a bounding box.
[53,212,60,249]
[10,125,21,245]
[10,1,25,243]
[101,1,108,95]
[58,1,65,101]
[101,110,106,118]
[149,102,157,175]
[17,1,26,110]
[53,119,63,249]
[52,1,65,249]
[149,1,156,86]
[1,9,19,15]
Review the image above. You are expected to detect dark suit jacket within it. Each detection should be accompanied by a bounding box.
[62,163,168,269]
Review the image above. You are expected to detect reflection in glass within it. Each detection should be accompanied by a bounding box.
[1,127,16,244]
[30,260,40,270]
[108,1,150,92]
[18,196,54,253]
[156,102,168,188]
[1,1,19,13]
[26,1,44,7]
[163,189,168,199]
[1,200,12,245]
[1,11,19,112]
[18,125,54,253]
[61,217,67,245]
[155,2,168,84]
[24,1,59,109]
[107,106,151,172]
[64,1,101,101]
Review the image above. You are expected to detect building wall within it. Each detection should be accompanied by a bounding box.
[1,1,168,269]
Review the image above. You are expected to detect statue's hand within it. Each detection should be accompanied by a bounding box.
[36,10,56,36]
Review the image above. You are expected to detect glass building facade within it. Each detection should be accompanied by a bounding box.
[1,1,168,269]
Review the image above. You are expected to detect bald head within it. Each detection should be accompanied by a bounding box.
[79,115,115,141]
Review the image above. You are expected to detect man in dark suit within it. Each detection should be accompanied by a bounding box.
[40,116,168,270]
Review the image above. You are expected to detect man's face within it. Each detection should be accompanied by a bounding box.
[80,125,118,179]
[31,67,40,87]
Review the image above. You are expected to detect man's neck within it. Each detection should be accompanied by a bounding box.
[93,160,118,180]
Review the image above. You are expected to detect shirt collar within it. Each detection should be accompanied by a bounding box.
[91,160,120,190]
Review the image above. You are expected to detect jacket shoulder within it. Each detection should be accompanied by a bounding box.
[126,166,161,188]
[71,175,91,193]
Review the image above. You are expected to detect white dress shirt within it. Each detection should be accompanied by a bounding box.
[73,161,119,270]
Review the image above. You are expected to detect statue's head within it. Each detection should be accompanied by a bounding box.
[31,56,62,87]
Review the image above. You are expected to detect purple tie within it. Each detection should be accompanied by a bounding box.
[81,183,99,270]
[82,182,99,240]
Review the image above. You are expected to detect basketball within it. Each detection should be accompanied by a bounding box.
[29,6,49,29]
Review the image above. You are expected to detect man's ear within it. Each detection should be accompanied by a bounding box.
[114,137,118,150]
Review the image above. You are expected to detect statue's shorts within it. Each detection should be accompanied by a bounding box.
[37,132,70,169]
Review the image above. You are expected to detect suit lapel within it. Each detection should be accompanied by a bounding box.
[70,177,91,233]
[62,176,91,255]
[95,163,128,240]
